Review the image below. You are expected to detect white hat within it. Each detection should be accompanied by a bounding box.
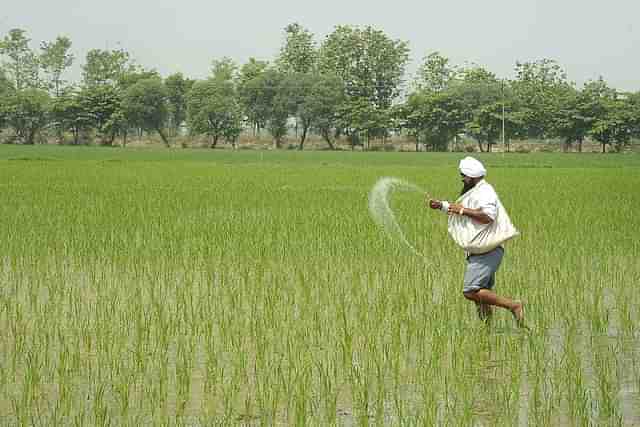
[459,157,486,178]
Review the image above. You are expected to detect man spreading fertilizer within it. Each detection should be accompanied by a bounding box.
[427,157,524,326]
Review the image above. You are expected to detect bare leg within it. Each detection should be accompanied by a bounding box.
[464,289,524,326]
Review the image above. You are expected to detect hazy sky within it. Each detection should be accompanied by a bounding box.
[2,0,639,91]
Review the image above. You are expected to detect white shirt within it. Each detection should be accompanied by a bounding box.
[464,180,498,221]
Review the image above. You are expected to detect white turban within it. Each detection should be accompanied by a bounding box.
[459,157,486,178]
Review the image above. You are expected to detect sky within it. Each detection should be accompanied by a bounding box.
[1,0,639,91]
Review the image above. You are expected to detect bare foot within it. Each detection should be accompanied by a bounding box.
[511,302,524,327]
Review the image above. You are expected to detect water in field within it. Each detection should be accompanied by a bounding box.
[1,147,640,425]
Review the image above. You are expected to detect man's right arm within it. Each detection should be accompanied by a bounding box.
[425,194,449,212]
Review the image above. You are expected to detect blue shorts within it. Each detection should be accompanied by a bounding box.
[463,247,504,293]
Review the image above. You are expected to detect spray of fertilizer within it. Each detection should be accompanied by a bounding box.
[368,177,426,257]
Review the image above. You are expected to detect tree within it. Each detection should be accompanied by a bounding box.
[123,77,170,147]
[277,23,317,74]
[586,81,635,152]
[50,90,90,145]
[186,79,243,148]
[454,66,504,152]
[82,48,132,86]
[39,36,74,97]
[0,29,40,90]
[319,25,409,142]
[629,91,640,140]
[165,73,193,137]
[260,70,291,148]
[237,58,269,135]
[4,88,51,144]
[0,70,12,132]
[399,89,466,151]
[281,72,345,149]
[552,81,602,152]
[211,57,238,82]
[238,67,291,147]
[414,52,458,93]
[512,59,571,139]
[78,84,124,145]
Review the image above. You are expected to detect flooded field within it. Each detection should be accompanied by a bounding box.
[0,146,639,425]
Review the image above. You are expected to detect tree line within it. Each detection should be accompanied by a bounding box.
[1,24,639,152]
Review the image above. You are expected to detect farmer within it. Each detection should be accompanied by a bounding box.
[427,157,524,326]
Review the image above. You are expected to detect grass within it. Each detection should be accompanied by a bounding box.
[0,145,639,425]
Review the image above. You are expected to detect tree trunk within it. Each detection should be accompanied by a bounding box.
[578,137,583,153]
[602,142,606,153]
[210,135,219,149]
[26,128,36,145]
[122,129,128,147]
[321,131,335,150]
[298,125,308,150]
[487,142,492,153]
[156,128,170,147]
[477,140,485,152]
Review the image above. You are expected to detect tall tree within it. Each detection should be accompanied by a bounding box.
[0,70,12,132]
[122,77,170,147]
[512,59,571,139]
[78,84,124,145]
[552,81,603,152]
[237,59,270,136]
[284,72,344,149]
[319,25,409,144]
[277,23,317,74]
[398,89,466,151]
[39,36,74,97]
[455,66,504,152]
[51,90,90,145]
[186,78,243,148]
[628,91,640,140]
[260,69,292,148]
[3,88,51,144]
[165,72,193,137]
[0,29,40,90]
[414,52,458,93]
[82,48,132,86]
[585,79,634,152]
[210,57,238,82]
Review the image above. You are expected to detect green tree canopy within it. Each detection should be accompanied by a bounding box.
[414,52,458,93]
[39,36,74,97]
[0,28,40,90]
[78,83,124,145]
[187,78,243,148]
[320,25,409,110]
[319,25,409,144]
[237,58,270,134]
[123,77,170,147]
[165,72,194,136]
[512,59,572,139]
[82,48,133,87]
[3,88,51,144]
[277,23,317,74]
[210,57,238,82]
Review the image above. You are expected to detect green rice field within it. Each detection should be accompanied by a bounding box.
[1,145,639,425]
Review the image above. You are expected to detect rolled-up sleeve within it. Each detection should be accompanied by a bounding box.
[476,187,498,220]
